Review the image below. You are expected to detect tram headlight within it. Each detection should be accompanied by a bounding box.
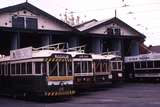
[59,81,64,86]
[108,74,112,79]
[118,73,122,77]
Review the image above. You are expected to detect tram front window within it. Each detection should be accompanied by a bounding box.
[59,62,66,76]
[118,62,122,70]
[49,62,58,76]
[141,61,147,68]
[112,62,117,70]
[135,62,140,69]
[82,61,87,73]
[102,62,107,72]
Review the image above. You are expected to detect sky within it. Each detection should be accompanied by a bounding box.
[0,0,160,46]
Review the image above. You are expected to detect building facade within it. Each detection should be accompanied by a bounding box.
[0,2,145,57]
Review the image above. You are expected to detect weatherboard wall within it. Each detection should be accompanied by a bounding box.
[0,10,72,31]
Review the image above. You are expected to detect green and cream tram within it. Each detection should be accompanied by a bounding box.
[67,51,94,89]
[91,54,112,86]
[125,53,160,82]
[0,46,75,97]
[102,54,123,83]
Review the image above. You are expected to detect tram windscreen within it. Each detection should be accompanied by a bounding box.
[83,61,89,73]
[141,61,147,68]
[59,62,66,76]
[49,60,71,76]
[102,62,107,72]
[112,62,117,69]
[118,62,122,70]
[49,62,58,76]
[135,62,140,68]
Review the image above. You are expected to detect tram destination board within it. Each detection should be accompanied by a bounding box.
[75,54,92,58]
[10,47,32,60]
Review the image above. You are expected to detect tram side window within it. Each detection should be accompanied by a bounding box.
[1,64,4,76]
[42,62,47,75]
[21,63,26,74]
[147,61,153,68]
[67,62,72,76]
[49,62,58,76]
[7,64,10,75]
[27,62,32,74]
[16,63,20,74]
[0,64,1,75]
[88,61,92,73]
[74,61,81,73]
[95,61,101,72]
[141,61,147,68]
[154,61,160,68]
[135,62,140,68]
[59,62,66,76]
[11,64,16,74]
[4,64,8,76]
[35,62,41,74]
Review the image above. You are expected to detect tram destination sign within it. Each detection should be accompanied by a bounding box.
[10,47,32,60]
[125,53,160,62]
[75,54,92,58]
[52,54,71,59]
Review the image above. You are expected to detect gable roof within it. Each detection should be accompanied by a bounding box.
[0,2,78,31]
[74,19,97,28]
[75,17,145,38]
[148,45,160,53]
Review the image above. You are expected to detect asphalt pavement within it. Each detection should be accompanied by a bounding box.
[1,83,160,107]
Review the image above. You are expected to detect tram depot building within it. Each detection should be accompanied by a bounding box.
[0,2,145,57]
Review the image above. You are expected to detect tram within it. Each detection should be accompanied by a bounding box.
[102,52,123,83]
[0,43,75,97]
[65,46,94,90]
[125,53,160,82]
[91,54,112,86]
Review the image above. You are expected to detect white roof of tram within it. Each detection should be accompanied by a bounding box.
[103,54,121,60]
[66,51,87,57]
[125,53,160,62]
[91,54,107,60]
[0,55,10,62]
[32,50,64,58]
[0,47,67,62]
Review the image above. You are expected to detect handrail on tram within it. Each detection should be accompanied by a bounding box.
[32,42,68,51]
[63,45,86,53]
